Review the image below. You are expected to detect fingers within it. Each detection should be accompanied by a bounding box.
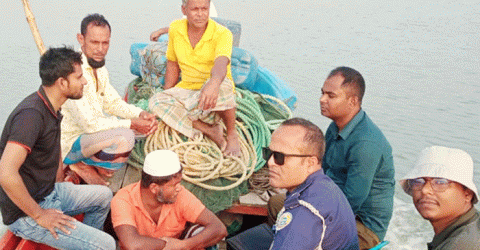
[146,124,158,135]
[48,227,59,240]
[43,212,76,239]
[198,95,206,110]
[198,94,215,110]
[150,32,159,42]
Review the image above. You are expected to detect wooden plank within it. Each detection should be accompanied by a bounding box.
[122,166,141,188]
[223,203,268,217]
[107,165,128,193]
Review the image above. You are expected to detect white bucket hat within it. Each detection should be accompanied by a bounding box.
[143,150,181,177]
[399,146,478,204]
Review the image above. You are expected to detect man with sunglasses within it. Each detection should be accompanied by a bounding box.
[400,146,480,250]
[227,118,359,250]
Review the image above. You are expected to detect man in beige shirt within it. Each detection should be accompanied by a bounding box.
[61,14,158,185]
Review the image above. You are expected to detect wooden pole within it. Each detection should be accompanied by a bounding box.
[21,0,46,55]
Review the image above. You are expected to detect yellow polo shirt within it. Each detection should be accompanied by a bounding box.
[166,18,233,90]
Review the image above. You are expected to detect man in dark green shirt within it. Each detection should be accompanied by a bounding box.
[320,66,395,249]
[400,146,480,250]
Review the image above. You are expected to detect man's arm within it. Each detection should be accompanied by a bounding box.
[270,206,325,250]
[114,224,167,250]
[0,143,75,239]
[164,60,180,90]
[343,142,383,212]
[198,56,229,110]
[56,156,65,182]
[150,27,169,41]
[179,208,228,249]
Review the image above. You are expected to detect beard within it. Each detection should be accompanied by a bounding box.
[87,57,106,69]
[156,190,176,204]
[67,92,83,100]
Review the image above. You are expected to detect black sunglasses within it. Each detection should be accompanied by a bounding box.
[262,147,314,165]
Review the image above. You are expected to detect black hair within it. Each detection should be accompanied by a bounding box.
[140,169,183,188]
[280,117,325,160]
[328,66,365,103]
[80,13,111,35]
[39,46,82,86]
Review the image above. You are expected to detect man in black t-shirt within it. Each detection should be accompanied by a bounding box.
[0,47,115,250]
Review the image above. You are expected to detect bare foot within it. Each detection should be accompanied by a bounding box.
[224,132,241,157]
[192,121,227,151]
[207,124,227,151]
[69,163,109,185]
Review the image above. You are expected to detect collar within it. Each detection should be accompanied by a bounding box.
[429,208,479,248]
[131,182,144,209]
[284,170,324,209]
[335,109,365,140]
[81,53,93,71]
[131,182,159,224]
[178,18,216,43]
[36,86,60,119]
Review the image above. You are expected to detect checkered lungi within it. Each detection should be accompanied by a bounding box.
[149,78,236,138]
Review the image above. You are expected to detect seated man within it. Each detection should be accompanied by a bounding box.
[149,0,240,156]
[400,146,480,250]
[0,47,114,250]
[61,14,158,186]
[228,118,359,250]
[268,67,395,249]
[111,150,227,249]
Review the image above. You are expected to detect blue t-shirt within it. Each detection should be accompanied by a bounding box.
[270,170,359,250]
[323,109,395,240]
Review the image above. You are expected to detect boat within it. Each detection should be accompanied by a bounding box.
[0,1,296,249]
[2,1,390,249]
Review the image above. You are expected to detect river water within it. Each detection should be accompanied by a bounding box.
[0,0,479,249]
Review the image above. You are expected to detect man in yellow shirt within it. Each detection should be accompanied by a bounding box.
[149,0,240,156]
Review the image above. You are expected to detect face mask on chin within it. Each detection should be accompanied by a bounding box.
[87,57,106,69]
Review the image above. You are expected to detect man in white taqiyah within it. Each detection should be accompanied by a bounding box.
[111,150,227,250]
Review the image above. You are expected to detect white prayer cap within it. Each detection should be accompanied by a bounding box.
[400,146,478,203]
[143,150,181,177]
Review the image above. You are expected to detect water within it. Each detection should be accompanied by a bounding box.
[1,0,479,249]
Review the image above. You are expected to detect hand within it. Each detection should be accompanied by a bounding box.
[34,208,76,240]
[139,111,157,122]
[198,80,220,111]
[131,117,158,135]
[161,237,188,250]
[150,28,168,42]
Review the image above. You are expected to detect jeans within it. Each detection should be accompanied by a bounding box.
[226,223,274,250]
[9,182,115,250]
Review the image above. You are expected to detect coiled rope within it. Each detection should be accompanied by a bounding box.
[126,79,292,193]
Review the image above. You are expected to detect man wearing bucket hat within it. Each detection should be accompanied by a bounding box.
[111,149,227,249]
[400,146,480,250]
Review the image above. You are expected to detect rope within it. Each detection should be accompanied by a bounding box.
[126,78,293,192]
[139,120,256,190]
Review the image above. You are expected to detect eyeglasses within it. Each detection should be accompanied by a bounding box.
[262,147,314,165]
[407,177,452,192]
